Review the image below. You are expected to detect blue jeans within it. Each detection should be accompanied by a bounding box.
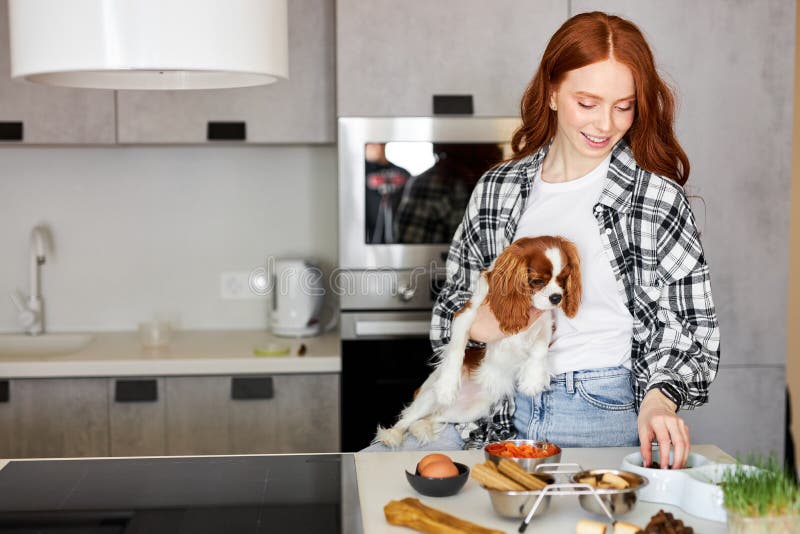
[514,366,640,447]
[360,366,639,452]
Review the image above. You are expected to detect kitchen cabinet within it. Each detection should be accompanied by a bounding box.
[336,0,567,117]
[0,378,109,458]
[0,373,339,459]
[109,378,167,457]
[115,0,335,144]
[0,0,116,144]
[165,374,340,455]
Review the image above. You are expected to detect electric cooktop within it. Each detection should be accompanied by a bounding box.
[0,454,360,533]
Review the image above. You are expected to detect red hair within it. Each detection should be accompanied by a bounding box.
[511,11,690,185]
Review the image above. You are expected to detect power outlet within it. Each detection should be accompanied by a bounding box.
[220,271,261,300]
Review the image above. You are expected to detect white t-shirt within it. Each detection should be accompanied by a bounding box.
[513,154,633,374]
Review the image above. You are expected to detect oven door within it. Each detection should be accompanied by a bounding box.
[340,311,435,452]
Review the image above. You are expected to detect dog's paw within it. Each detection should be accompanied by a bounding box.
[409,419,437,445]
[434,374,461,405]
[518,370,551,396]
[374,426,405,448]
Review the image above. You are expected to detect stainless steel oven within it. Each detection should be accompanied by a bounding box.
[337,117,520,451]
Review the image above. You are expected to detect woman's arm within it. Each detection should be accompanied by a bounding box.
[430,180,488,353]
[637,185,721,468]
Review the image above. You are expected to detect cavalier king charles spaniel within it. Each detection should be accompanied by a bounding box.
[375,236,581,447]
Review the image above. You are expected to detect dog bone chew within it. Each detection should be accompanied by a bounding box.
[470,462,526,491]
[496,459,548,490]
[576,519,607,534]
[384,497,504,534]
[613,521,643,534]
[601,472,630,489]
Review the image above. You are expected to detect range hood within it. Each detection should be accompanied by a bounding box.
[7,0,288,90]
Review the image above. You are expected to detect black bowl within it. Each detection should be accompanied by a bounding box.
[405,462,470,497]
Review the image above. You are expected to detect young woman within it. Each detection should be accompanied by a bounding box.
[367,12,720,470]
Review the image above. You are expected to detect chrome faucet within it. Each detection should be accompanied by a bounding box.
[10,226,49,335]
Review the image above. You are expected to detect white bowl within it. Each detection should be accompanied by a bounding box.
[620,451,734,522]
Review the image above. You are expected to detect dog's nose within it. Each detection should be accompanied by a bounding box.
[549,294,562,305]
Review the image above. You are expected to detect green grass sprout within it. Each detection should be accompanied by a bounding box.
[722,454,800,518]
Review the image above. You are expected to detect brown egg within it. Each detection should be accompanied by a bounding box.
[419,460,460,479]
[416,453,453,474]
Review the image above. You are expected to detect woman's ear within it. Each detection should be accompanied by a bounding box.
[487,245,530,334]
[560,239,582,318]
[549,92,558,111]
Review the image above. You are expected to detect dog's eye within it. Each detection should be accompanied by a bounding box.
[529,279,544,287]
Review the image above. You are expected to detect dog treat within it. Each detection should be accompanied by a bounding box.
[576,519,608,534]
[642,509,694,533]
[496,459,548,490]
[613,521,643,534]
[384,497,504,534]
[577,473,629,490]
[470,462,526,491]
[601,473,630,489]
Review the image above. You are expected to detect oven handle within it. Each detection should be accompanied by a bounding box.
[354,320,431,337]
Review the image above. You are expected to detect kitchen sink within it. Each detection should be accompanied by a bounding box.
[0,333,93,357]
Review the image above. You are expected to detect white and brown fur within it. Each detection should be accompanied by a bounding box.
[375,236,582,447]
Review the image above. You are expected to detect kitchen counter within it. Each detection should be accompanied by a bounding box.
[0,330,340,378]
[356,445,734,533]
[0,445,736,533]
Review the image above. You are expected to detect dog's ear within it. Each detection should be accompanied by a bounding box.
[487,245,530,334]
[560,238,582,318]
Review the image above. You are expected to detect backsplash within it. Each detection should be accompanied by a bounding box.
[0,145,337,332]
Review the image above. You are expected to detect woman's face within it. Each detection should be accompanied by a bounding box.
[551,58,636,161]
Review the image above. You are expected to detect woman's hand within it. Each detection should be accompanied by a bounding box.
[468,302,543,343]
[638,389,690,469]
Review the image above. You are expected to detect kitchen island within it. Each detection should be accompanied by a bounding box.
[0,445,734,533]
[357,445,733,533]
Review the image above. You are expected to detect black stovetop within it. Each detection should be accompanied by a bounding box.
[0,454,358,534]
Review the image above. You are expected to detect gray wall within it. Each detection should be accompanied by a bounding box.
[0,145,338,332]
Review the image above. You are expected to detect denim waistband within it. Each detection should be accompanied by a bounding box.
[549,366,631,394]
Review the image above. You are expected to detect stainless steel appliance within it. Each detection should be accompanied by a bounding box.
[338,117,520,451]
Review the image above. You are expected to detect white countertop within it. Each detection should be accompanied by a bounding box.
[355,445,734,534]
[0,330,340,378]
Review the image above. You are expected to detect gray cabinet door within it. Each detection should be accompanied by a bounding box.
[682,366,785,459]
[568,1,794,367]
[336,0,567,117]
[164,376,231,455]
[0,0,116,144]
[116,0,335,144]
[229,374,340,454]
[165,374,340,455]
[108,378,167,457]
[4,379,109,458]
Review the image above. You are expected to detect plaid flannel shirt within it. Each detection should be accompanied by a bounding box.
[430,140,721,448]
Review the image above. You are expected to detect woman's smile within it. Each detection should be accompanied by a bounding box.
[581,132,611,149]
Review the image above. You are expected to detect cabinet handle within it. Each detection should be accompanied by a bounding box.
[432,95,473,115]
[207,121,246,141]
[0,380,8,403]
[231,377,274,400]
[114,379,158,402]
[0,122,23,141]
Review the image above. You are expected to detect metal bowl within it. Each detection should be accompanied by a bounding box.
[570,469,648,516]
[483,439,562,472]
[481,473,556,518]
